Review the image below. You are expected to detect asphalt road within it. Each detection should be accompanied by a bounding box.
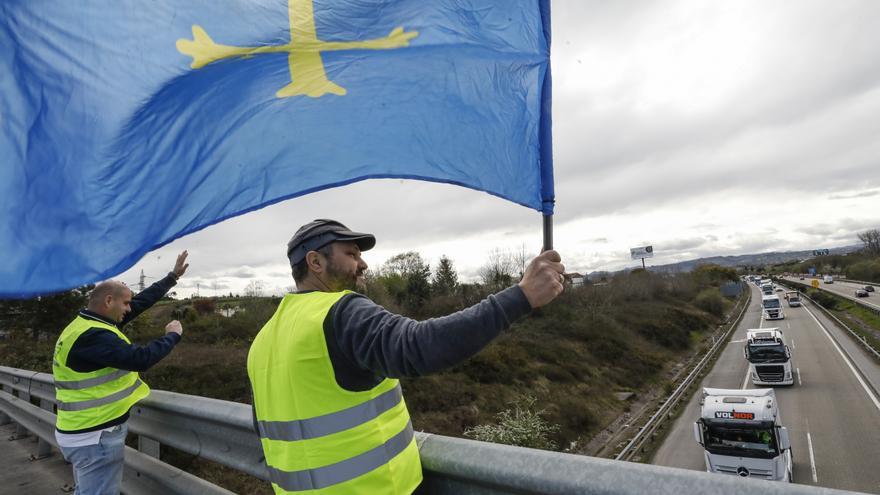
[782,276,880,312]
[652,283,880,493]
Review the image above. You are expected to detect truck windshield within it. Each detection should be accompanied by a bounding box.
[747,343,787,363]
[763,299,780,309]
[703,423,779,459]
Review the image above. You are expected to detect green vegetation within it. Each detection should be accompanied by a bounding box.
[464,395,559,450]
[769,228,880,283]
[0,257,741,493]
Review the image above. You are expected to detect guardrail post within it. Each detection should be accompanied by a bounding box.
[9,385,31,441]
[138,435,161,459]
[29,398,55,460]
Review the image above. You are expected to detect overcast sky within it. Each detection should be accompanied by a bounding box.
[120,0,880,298]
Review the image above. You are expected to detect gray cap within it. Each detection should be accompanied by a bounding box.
[287,219,376,265]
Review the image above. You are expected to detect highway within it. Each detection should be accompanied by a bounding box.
[652,283,880,493]
[781,276,880,312]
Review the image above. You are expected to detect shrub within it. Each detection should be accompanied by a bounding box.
[192,299,216,315]
[694,288,725,317]
[464,395,560,450]
[808,289,840,310]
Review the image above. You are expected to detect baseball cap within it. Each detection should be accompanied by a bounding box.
[287,219,376,265]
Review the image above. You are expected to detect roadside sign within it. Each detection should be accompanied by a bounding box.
[811,280,819,289]
[630,245,654,259]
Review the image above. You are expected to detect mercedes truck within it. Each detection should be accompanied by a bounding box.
[694,388,792,482]
[744,328,793,386]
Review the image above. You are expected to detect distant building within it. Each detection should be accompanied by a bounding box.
[564,272,585,287]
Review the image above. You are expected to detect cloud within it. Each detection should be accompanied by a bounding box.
[829,189,880,200]
[660,237,709,252]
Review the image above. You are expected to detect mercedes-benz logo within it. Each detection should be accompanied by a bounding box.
[736,466,750,477]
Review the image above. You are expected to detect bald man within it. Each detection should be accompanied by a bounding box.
[52,251,190,495]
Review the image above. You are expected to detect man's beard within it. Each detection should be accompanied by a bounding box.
[326,262,364,292]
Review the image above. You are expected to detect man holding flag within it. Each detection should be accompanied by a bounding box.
[247,220,564,493]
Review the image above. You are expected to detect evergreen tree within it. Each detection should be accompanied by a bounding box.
[432,255,459,296]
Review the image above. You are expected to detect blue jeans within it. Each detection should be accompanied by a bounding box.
[60,424,128,495]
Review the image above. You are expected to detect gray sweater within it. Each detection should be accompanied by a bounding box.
[323,286,532,391]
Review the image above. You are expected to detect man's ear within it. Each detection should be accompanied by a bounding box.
[104,294,114,307]
[305,251,324,273]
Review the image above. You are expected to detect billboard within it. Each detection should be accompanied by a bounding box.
[812,249,830,256]
[630,245,654,259]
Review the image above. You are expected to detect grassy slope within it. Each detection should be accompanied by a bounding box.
[0,269,737,493]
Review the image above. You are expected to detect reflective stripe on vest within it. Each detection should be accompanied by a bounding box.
[267,421,415,492]
[56,379,145,411]
[248,291,423,494]
[54,369,132,390]
[257,385,403,441]
[53,315,151,431]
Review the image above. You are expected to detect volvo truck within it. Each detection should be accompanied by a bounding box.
[761,295,784,320]
[694,388,792,482]
[744,329,793,386]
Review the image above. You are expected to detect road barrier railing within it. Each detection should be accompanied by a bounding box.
[615,283,751,461]
[0,364,868,495]
[785,277,880,316]
[778,281,880,362]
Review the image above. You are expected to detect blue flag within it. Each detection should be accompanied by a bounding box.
[0,0,552,297]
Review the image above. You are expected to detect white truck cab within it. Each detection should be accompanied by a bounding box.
[823,275,834,284]
[761,295,784,320]
[744,329,793,386]
[694,388,792,482]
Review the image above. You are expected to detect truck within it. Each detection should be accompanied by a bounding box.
[784,291,801,307]
[823,275,834,284]
[761,295,784,320]
[744,328,793,386]
[694,388,792,482]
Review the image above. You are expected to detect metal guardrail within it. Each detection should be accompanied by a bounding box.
[615,284,751,461]
[777,281,880,362]
[0,365,869,495]
[785,277,880,316]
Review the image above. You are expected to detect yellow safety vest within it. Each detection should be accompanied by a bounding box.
[247,291,422,494]
[53,315,150,432]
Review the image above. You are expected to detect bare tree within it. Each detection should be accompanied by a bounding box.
[479,248,516,290]
[858,228,880,256]
[511,243,535,280]
[244,280,264,298]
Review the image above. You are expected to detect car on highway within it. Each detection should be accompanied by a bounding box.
[775,287,783,292]
[798,276,804,280]
[855,289,869,298]
[866,285,875,293]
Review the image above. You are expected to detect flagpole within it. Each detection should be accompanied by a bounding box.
[542,214,553,251]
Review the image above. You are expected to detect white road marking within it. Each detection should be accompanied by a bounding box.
[807,431,818,483]
[791,338,796,350]
[741,368,751,390]
[787,321,791,329]
[797,367,802,386]
[804,304,880,414]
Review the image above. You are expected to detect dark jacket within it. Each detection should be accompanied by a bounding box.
[57,274,180,433]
